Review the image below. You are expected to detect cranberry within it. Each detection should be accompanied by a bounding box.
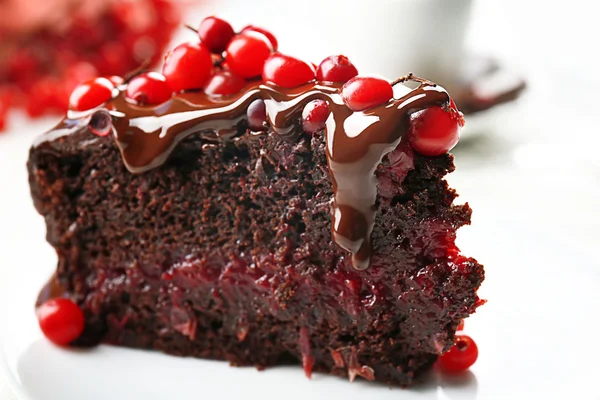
[204,71,245,96]
[162,42,213,92]
[125,72,172,105]
[198,16,235,54]
[262,53,316,88]
[69,77,114,111]
[457,319,465,331]
[341,76,393,112]
[317,55,358,83]
[241,25,278,51]
[408,101,463,156]
[302,100,330,134]
[225,32,272,79]
[88,110,113,137]
[437,334,478,373]
[37,298,85,346]
[247,99,267,131]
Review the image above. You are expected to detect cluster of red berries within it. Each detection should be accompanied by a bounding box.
[437,320,479,373]
[70,15,462,156]
[0,0,179,130]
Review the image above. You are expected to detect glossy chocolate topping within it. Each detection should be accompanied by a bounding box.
[36,272,67,307]
[36,77,450,269]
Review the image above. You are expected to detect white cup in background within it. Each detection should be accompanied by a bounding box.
[198,0,473,88]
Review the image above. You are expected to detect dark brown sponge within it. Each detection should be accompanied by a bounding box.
[28,127,484,386]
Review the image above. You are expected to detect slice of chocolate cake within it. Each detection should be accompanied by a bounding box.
[28,17,484,386]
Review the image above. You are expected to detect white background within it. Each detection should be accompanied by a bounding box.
[1,0,600,398]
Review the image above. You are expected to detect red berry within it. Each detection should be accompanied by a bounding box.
[241,25,278,51]
[302,100,330,134]
[341,76,393,111]
[437,334,478,373]
[198,16,235,54]
[204,71,245,96]
[457,319,465,331]
[226,32,272,79]
[408,101,463,156]
[247,99,267,131]
[88,110,113,137]
[262,53,316,88]
[317,55,358,83]
[126,72,172,105]
[37,298,85,346]
[69,77,114,111]
[162,42,213,92]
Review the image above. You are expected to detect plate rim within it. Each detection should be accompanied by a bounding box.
[2,212,600,400]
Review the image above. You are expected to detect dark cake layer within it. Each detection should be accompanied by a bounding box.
[29,126,483,385]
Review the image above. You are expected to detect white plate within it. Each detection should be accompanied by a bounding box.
[1,119,600,399]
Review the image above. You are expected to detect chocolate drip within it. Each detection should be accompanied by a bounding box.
[36,272,67,308]
[37,79,449,269]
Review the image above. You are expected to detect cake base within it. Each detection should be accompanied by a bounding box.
[29,128,484,386]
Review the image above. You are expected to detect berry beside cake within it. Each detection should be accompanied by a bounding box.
[28,17,485,386]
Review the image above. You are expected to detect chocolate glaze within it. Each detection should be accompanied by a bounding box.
[36,78,450,269]
[36,272,67,308]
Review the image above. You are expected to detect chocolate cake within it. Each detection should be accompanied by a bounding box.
[28,18,484,386]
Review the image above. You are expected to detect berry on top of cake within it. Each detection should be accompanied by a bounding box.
[28,16,484,386]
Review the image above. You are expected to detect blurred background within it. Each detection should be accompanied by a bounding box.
[1,0,598,398]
